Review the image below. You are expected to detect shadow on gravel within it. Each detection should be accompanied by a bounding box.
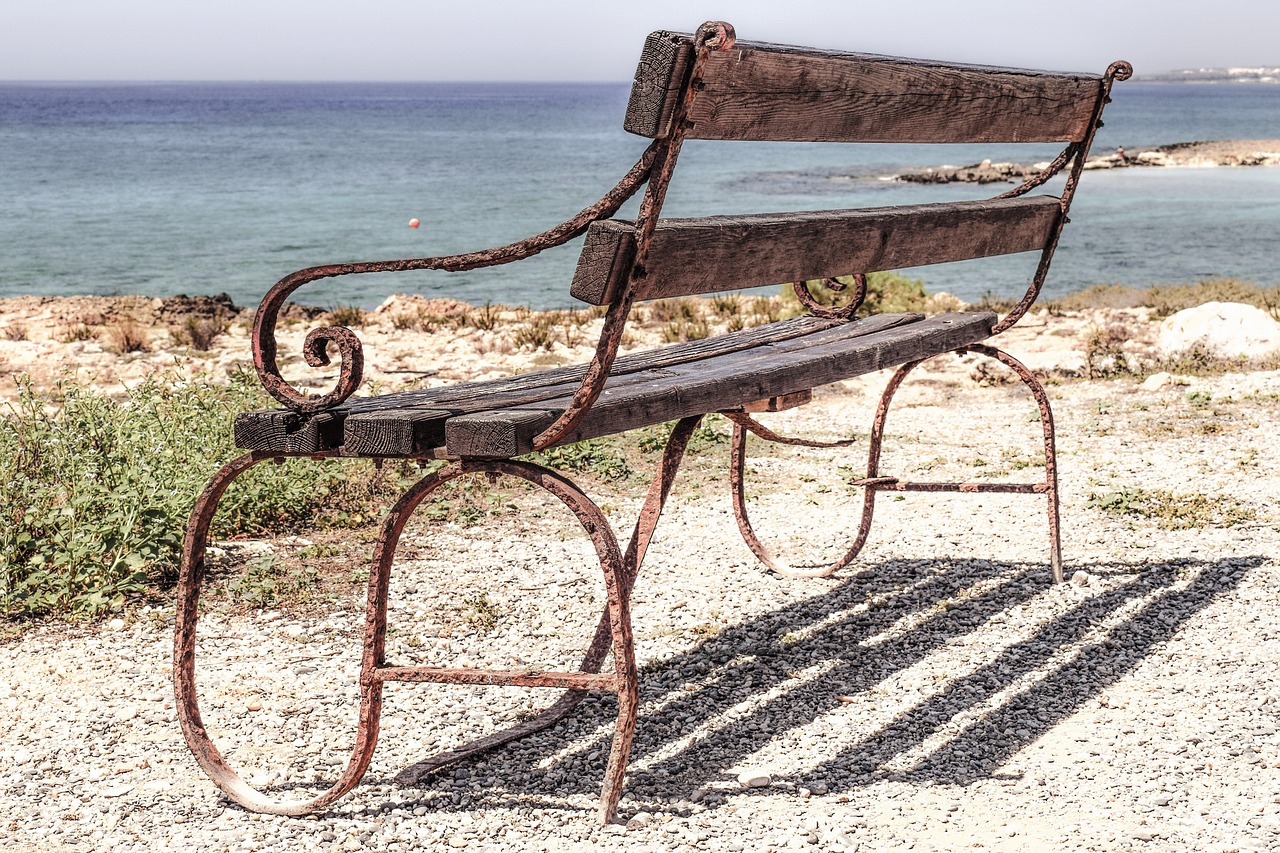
[389,554,1260,814]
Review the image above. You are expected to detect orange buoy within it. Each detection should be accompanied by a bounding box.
[408,218,420,229]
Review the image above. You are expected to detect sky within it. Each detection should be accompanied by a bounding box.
[2,0,1277,81]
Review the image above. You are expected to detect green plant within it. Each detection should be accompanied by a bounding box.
[0,372,412,619]
[1082,322,1136,379]
[526,437,633,481]
[230,555,319,607]
[514,312,560,351]
[661,315,711,342]
[461,592,501,632]
[1087,487,1255,529]
[1185,390,1213,409]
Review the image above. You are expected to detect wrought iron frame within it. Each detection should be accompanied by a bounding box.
[173,20,1129,824]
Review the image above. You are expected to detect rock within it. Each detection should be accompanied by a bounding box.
[626,811,653,829]
[738,771,773,789]
[1071,570,1091,587]
[1157,302,1280,359]
[1141,372,1173,391]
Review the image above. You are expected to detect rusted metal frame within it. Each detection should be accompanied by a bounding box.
[355,458,636,823]
[960,343,1062,581]
[792,273,869,320]
[173,451,386,816]
[992,60,1132,335]
[529,21,737,453]
[395,417,702,813]
[375,667,616,691]
[852,480,1048,494]
[993,143,1080,201]
[724,410,857,449]
[727,412,869,578]
[249,141,660,414]
[846,344,1062,581]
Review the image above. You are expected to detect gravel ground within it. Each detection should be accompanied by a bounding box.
[3,361,1279,852]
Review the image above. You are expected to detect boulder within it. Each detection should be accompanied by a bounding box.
[1156,301,1280,359]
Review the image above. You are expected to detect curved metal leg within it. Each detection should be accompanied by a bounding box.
[173,452,385,815]
[178,418,704,823]
[367,455,673,824]
[724,374,912,579]
[728,344,1062,583]
[964,344,1063,582]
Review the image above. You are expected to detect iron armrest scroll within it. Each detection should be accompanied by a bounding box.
[250,143,660,414]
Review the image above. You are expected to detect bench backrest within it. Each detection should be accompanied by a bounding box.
[244,22,1127,453]
[571,27,1127,307]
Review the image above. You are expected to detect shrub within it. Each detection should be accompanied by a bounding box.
[327,304,367,328]
[171,315,229,351]
[0,372,410,618]
[104,319,150,353]
[57,323,96,343]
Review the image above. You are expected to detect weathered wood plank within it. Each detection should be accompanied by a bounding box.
[340,313,921,457]
[570,196,1061,304]
[236,314,850,454]
[622,31,692,139]
[624,32,1102,143]
[443,312,994,457]
[232,410,343,455]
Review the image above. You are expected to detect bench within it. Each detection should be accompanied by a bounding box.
[173,22,1130,824]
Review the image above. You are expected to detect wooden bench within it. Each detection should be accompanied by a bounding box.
[173,22,1130,824]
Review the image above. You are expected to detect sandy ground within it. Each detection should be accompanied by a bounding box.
[2,294,1280,851]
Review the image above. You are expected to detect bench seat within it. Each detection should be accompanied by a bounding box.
[235,310,995,459]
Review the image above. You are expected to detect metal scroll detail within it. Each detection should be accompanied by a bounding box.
[250,143,660,413]
[792,274,868,320]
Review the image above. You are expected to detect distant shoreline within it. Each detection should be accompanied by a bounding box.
[894,139,1280,185]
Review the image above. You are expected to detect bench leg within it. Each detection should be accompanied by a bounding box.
[727,413,862,577]
[965,344,1063,582]
[858,346,1063,582]
[173,452,386,815]
[387,416,702,823]
[726,345,1063,582]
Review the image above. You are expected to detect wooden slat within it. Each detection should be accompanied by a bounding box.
[444,312,995,458]
[234,314,849,455]
[342,313,917,457]
[571,196,1061,305]
[232,410,343,455]
[624,32,1102,143]
[623,31,694,139]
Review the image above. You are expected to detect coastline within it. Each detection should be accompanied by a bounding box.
[894,139,1280,185]
[0,291,1207,404]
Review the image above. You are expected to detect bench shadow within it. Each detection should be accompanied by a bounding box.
[383,554,1257,815]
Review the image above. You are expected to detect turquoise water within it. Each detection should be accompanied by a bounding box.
[1,81,1278,310]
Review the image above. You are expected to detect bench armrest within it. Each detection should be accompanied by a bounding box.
[250,143,658,414]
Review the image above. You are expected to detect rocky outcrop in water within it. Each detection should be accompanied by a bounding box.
[895,139,1280,185]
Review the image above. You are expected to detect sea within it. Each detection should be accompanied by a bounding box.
[1,80,1278,311]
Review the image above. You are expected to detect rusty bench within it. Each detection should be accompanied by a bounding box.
[174,22,1129,824]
